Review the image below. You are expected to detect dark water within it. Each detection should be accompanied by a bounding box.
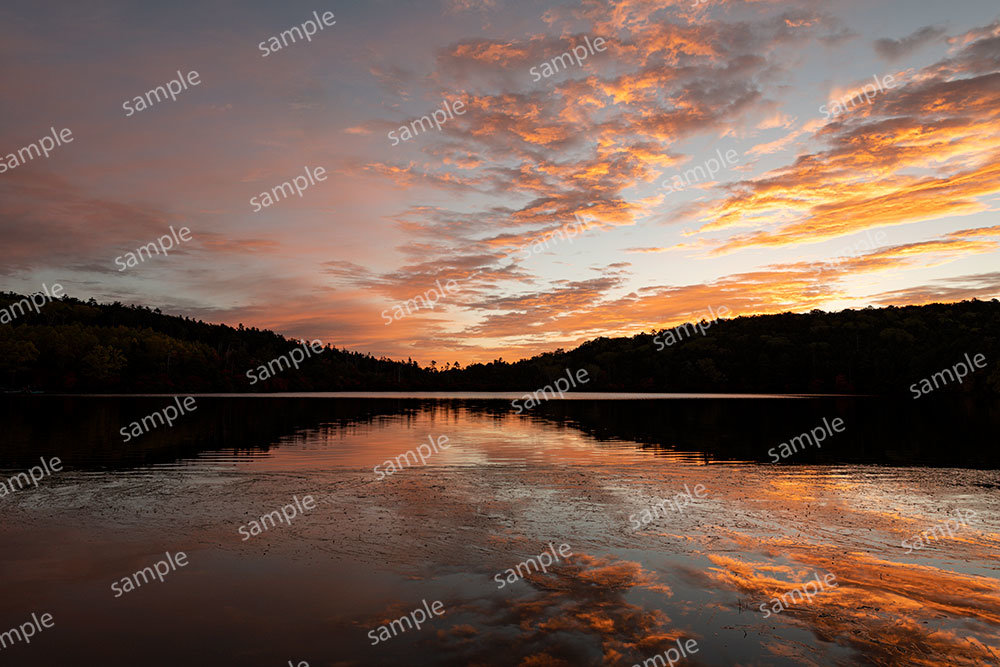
[0,395,998,665]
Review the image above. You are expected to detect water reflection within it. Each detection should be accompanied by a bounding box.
[2,395,998,468]
[0,397,997,665]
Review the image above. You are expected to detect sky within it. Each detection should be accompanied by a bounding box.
[1,0,999,366]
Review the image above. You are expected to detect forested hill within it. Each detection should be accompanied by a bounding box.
[1,293,998,395]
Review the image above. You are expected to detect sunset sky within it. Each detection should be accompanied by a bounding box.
[2,0,999,365]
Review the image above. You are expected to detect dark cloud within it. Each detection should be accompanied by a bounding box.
[874,25,946,60]
[869,272,1000,305]
[0,169,170,273]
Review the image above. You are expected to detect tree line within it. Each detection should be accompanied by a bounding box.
[1,293,997,395]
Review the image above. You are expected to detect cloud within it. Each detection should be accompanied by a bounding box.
[706,547,1000,664]
[310,10,1000,362]
[367,2,836,275]
[444,0,498,13]
[688,25,1000,253]
[3,0,997,366]
[446,226,1000,348]
[0,170,172,273]
[868,271,1000,306]
[874,25,947,60]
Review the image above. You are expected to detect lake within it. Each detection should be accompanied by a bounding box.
[0,395,998,665]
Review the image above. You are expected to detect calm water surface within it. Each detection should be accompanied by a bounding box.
[0,396,998,665]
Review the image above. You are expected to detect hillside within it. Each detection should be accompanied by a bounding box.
[1,293,997,395]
